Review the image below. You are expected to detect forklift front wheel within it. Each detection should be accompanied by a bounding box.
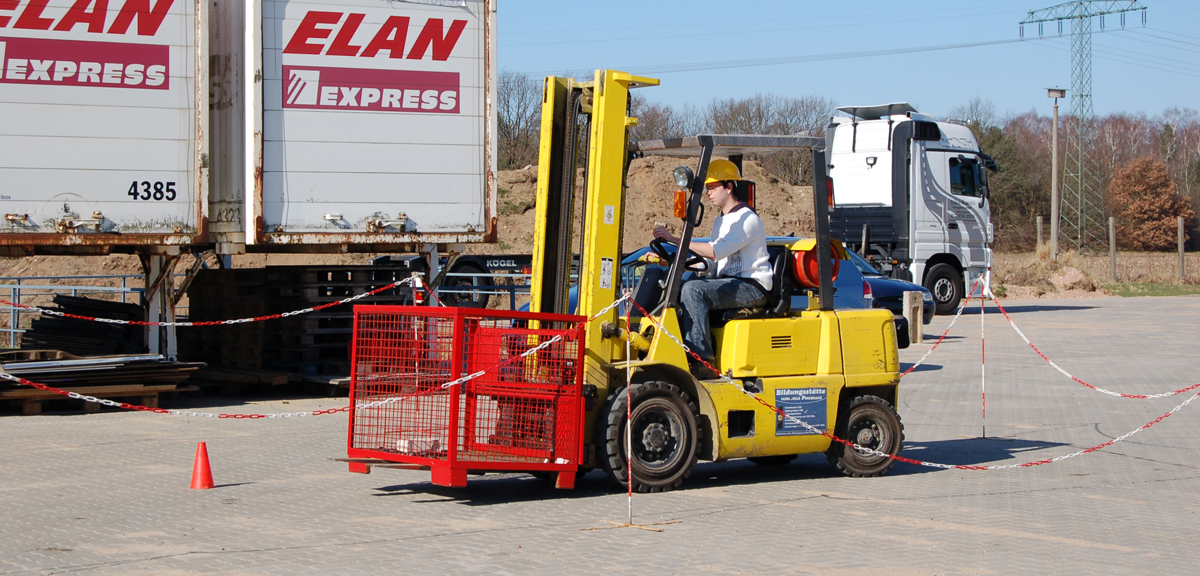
[827,395,905,478]
[600,381,700,493]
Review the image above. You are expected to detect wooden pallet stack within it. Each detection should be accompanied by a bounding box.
[180,269,267,371]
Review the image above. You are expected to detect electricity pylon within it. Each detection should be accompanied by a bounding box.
[1020,1,1146,252]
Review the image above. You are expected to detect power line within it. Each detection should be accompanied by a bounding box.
[1150,29,1200,42]
[1092,37,1200,70]
[500,1,1037,36]
[501,7,1025,48]
[522,37,1036,79]
[1152,0,1200,11]
[1042,39,1200,79]
[1135,29,1200,49]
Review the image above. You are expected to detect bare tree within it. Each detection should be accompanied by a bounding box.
[947,97,999,129]
[497,70,542,169]
[629,93,706,141]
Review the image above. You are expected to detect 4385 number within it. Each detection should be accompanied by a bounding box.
[127,181,177,201]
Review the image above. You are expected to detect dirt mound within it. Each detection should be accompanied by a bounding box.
[1050,267,1095,292]
[992,252,1110,299]
[0,255,143,280]
[472,156,814,257]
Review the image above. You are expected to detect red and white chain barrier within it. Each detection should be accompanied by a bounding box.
[626,298,1199,471]
[0,278,414,328]
[8,267,1197,471]
[1,294,631,419]
[988,292,1200,400]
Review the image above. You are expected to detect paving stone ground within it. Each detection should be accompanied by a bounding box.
[2,295,1199,575]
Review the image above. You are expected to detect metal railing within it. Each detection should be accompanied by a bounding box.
[0,275,145,348]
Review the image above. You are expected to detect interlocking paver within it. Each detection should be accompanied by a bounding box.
[2,295,1199,575]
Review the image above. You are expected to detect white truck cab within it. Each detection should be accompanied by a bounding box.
[826,103,995,313]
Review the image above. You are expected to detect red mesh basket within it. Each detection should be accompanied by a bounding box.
[347,305,587,488]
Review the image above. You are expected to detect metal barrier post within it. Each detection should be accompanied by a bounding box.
[9,283,17,348]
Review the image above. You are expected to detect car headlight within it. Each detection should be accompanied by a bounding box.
[922,291,933,302]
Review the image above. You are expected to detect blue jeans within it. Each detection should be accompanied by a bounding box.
[679,277,768,361]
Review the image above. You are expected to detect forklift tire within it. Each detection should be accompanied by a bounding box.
[924,263,962,315]
[827,395,904,478]
[598,382,700,493]
[747,455,798,467]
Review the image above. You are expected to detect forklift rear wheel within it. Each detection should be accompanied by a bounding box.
[599,381,700,493]
[747,454,798,466]
[924,263,962,315]
[827,395,904,478]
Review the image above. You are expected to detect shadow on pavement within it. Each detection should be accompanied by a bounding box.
[371,472,615,505]
[977,304,1097,314]
[365,437,1071,503]
[892,437,1068,473]
[900,362,942,374]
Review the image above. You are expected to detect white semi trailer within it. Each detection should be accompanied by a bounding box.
[0,0,209,251]
[826,103,995,314]
[208,0,496,254]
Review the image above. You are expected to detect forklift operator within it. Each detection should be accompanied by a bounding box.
[652,159,772,379]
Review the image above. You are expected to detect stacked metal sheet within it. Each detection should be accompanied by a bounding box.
[0,351,203,415]
[20,296,145,356]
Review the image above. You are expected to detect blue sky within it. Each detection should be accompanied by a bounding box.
[498,0,1200,120]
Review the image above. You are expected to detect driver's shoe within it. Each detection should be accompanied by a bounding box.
[689,359,721,380]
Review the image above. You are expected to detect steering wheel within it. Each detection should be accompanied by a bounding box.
[649,238,711,273]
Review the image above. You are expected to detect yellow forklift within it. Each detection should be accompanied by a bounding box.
[529,70,904,492]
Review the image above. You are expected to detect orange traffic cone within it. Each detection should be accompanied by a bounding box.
[190,442,214,490]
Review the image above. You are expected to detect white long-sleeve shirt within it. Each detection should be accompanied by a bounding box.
[708,204,773,291]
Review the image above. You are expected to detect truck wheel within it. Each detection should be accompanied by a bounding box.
[599,381,700,493]
[827,395,904,478]
[924,263,962,315]
[748,454,797,466]
[443,263,492,308]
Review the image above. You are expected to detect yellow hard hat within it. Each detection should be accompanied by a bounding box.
[704,159,741,184]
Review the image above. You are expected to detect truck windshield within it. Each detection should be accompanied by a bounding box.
[949,156,983,198]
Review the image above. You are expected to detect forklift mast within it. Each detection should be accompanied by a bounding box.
[528,71,658,373]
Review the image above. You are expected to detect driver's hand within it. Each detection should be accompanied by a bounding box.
[652,225,677,243]
[640,252,664,265]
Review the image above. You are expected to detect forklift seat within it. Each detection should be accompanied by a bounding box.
[715,245,792,324]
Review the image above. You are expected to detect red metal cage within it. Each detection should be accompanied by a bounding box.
[347,305,587,488]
